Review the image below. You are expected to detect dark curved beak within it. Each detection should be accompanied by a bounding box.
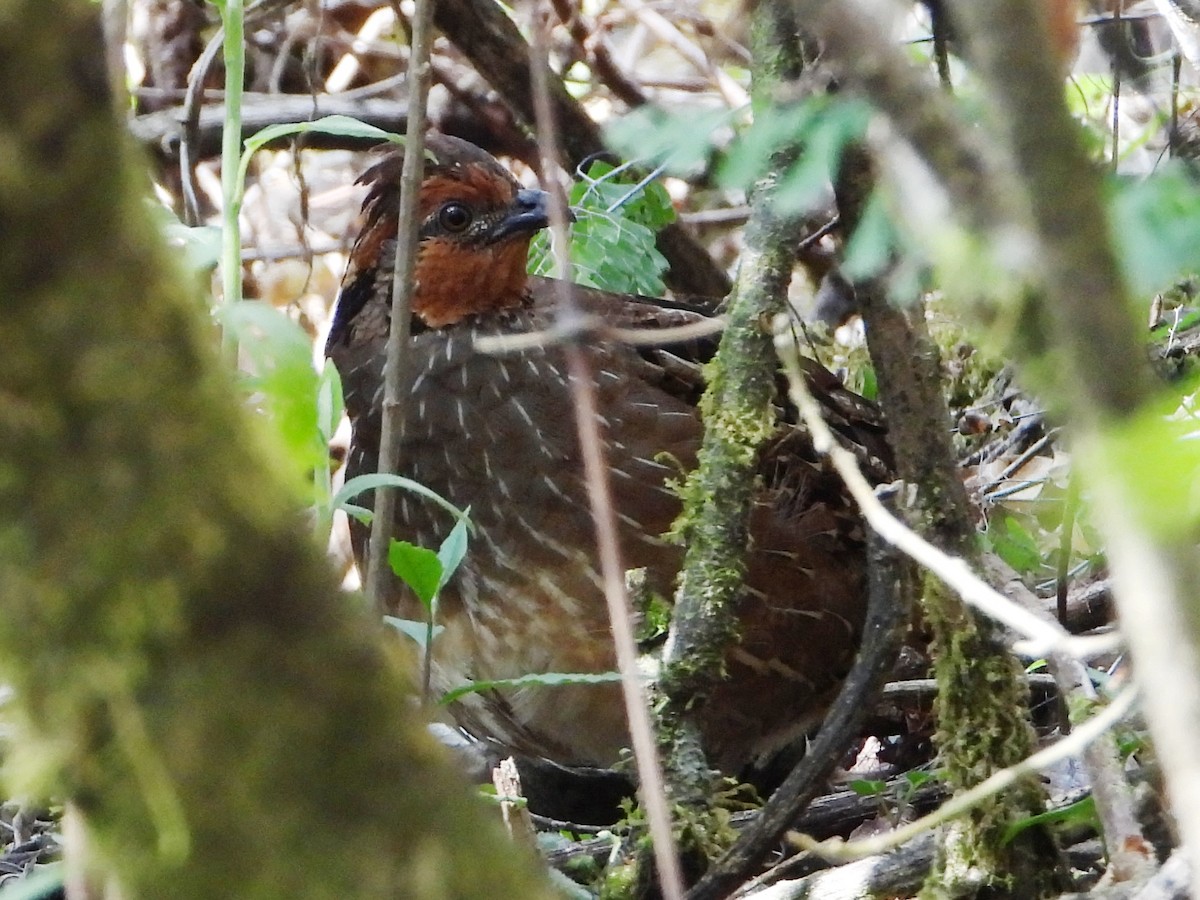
[489,188,569,242]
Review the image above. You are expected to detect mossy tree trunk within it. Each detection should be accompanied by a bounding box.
[793,0,1200,893]
[0,3,556,898]
[943,2,1200,894]
[657,3,810,809]
[836,151,1060,899]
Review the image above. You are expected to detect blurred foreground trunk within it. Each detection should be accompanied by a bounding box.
[0,3,555,898]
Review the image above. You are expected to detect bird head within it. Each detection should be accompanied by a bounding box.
[328,134,550,349]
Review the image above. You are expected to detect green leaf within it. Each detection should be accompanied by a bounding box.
[149,202,222,274]
[316,364,344,448]
[842,191,897,282]
[633,179,676,230]
[383,616,445,647]
[1096,395,1200,537]
[1002,796,1098,845]
[528,159,674,296]
[848,778,887,797]
[718,104,812,189]
[902,770,935,791]
[1109,166,1200,296]
[568,160,676,230]
[718,97,870,214]
[333,473,469,523]
[857,366,878,402]
[436,515,470,592]
[388,540,442,608]
[989,515,1043,574]
[341,502,372,524]
[215,302,324,479]
[440,671,624,706]
[243,114,399,154]
[1115,727,1149,759]
[774,102,869,214]
[604,105,735,176]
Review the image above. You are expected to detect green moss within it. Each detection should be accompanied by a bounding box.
[598,859,638,900]
[602,795,745,899]
[919,575,1058,896]
[0,4,557,897]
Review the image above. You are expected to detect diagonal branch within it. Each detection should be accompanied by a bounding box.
[525,6,684,898]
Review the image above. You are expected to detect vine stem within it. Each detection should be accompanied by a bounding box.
[364,0,435,614]
[217,0,245,346]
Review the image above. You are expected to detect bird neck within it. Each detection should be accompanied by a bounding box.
[411,236,534,327]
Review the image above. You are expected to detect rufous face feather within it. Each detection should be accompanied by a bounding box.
[327,134,549,348]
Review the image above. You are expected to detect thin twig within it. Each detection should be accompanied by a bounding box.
[983,479,1055,503]
[548,0,648,106]
[181,0,296,225]
[679,206,751,226]
[473,313,727,355]
[363,0,435,614]
[241,241,342,263]
[773,327,1111,661]
[792,684,1139,862]
[526,5,683,899]
[181,25,224,224]
[618,0,749,107]
[1056,470,1081,625]
[606,162,670,214]
[881,673,1058,701]
[983,429,1059,492]
[1112,0,1124,174]
[216,0,246,324]
[796,215,840,251]
[325,6,398,93]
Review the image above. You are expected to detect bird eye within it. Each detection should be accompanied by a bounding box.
[438,202,473,233]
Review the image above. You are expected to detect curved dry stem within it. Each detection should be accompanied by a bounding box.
[775,329,1102,661]
[791,685,1138,862]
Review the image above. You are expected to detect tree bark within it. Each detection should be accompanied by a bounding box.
[836,148,1060,898]
[0,4,556,898]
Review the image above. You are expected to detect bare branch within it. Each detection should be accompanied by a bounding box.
[548,0,648,107]
[525,6,685,898]
[362,0,435,614]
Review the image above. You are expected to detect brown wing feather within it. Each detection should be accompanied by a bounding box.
[327,143,890,768]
